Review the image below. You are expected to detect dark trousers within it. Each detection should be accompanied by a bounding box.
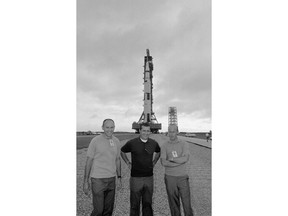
[90,177,116,216]
[130,176,154,216]
[164,175,194,216]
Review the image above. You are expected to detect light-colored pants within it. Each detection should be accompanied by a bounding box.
[164,175,194,216]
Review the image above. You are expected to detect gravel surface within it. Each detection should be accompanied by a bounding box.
[77,134,211,216]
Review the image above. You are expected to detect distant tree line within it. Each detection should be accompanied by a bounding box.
[77,131,100,136]
[76,131,137,136]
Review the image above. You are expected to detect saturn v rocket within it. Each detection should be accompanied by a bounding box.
[132,49,162,133]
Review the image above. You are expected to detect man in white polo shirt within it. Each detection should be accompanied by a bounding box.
[83,119,121,216]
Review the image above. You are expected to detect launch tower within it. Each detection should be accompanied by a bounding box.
[168,107,178,126]
[132,49,162,133]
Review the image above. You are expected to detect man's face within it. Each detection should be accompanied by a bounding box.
[140,126,151,140]
[168,125,178,141]
[102,120,115,138]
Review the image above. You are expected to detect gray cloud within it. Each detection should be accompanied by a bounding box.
[77,0,211,132]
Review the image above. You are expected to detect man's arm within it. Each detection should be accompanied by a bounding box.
[115,139,122,177]
[161,158,181,167]
[83,156,93,195]
[153,152,160,167]
[172,142,190,164]
[84,157,93,182]
[170,154,189,164]
[116,156,121,177]
[115,155,122,189]
[160,144,180,167]
[120,151,131,169]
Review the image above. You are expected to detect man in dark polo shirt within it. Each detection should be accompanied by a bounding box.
[121,122,161,216]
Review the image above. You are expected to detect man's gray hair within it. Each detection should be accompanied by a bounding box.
[102,118,115,127]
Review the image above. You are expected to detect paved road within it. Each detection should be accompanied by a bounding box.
[179,136,212,149]
[77,134,211,216]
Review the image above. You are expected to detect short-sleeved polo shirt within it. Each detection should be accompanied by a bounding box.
[161,139,190,176]
[121,137,160,177]
[87,134,120,178]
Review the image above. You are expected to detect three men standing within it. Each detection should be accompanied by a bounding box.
[83,119,121,216]
[82,121,194,216]
[121,122,161,216]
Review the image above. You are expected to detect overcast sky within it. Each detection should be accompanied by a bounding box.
[77,0,211,132]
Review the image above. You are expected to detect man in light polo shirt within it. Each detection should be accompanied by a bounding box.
[161,124,194,216]
[83,119,121,216]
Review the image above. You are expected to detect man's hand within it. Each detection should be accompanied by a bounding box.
[153,160,158,167]
[83,181,91,196]
[127,162,132,170]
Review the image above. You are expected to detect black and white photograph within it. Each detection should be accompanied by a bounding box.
[77,1,211,215]
[2,1,288,216]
